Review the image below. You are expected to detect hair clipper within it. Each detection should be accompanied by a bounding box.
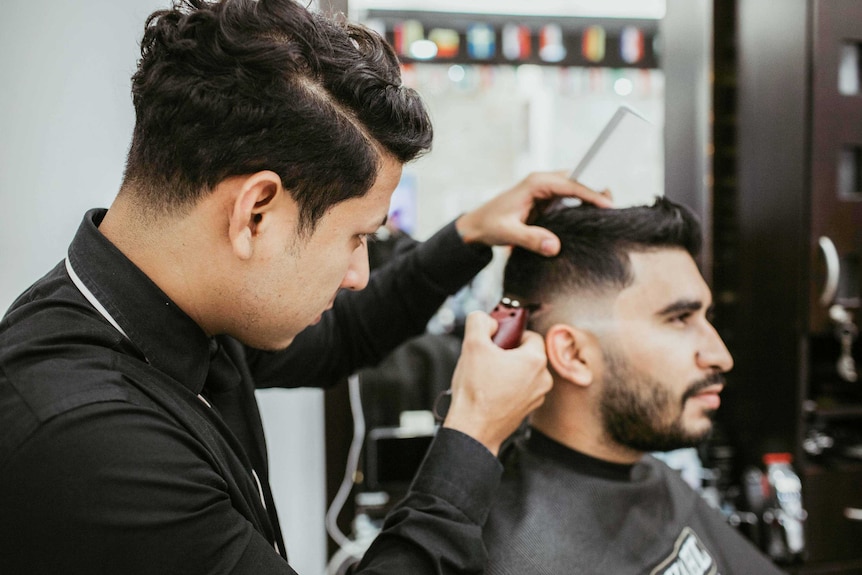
[490,297,533,349]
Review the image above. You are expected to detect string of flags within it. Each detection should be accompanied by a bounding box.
[399,63,663,99]
[369,16,656,68]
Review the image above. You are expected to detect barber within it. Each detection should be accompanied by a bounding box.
[0,0,609,573]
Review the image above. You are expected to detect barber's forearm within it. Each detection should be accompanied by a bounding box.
[354,428,502,575]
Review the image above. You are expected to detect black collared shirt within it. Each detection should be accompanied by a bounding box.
[0,209,501,574]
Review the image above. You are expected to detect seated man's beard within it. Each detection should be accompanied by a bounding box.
[599,348,717,453]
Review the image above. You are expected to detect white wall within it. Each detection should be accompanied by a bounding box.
[0,0,146,309]
[0,2,327,573]
[401,65,665,241]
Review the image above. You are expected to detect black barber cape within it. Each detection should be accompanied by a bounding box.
[484,429,787,575]
[0,209,499,575]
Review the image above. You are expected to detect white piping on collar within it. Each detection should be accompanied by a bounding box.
[251,469,281,554]
[65,256,130,340]
[252,469,268,511]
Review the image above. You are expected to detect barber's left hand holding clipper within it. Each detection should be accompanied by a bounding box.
[443,311,552,456]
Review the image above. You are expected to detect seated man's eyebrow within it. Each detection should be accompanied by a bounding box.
[655,299,703,317]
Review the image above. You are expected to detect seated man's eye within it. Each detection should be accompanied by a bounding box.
[672,313,692,324]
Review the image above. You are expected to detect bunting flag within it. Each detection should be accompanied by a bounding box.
[638,69,655,96]
[582,25,606,63]
[539,23,566,63]
[620,26,645,64]
[394,19,424,57]
[502,23,532,60]
[383,15,657,69]
[467,23,496,60]
[589,67,606,92]
[429,28,460,59]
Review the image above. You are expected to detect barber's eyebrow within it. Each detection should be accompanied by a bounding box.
[365,214,388,235]
[655,299,706,317]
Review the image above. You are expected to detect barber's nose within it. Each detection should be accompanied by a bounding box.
[697,324,734,373]
[340,242,370,291]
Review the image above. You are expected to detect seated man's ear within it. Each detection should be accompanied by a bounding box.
[545,324,595,387]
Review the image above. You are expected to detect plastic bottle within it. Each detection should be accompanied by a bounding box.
[762,452,806,561]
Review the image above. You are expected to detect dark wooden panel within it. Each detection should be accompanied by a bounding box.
[809,0,862,332]
[802,464,862,563]
[722,0,810,466]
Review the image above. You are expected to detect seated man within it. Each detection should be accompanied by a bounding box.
[483,198,785,574]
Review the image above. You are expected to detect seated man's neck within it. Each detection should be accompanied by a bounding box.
[530,403,643,465]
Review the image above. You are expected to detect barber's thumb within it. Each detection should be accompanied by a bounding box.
[464,310,497,339]
[519,329,546,350]
[517,227,561,256]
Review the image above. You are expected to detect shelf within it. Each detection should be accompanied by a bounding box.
[810,404,862,420]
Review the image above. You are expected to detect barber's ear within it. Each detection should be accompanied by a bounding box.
[545,324,594,387]
[228,171,284,260]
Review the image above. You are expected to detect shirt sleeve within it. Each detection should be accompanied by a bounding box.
[0,401,296,575]
[0,405,501,575]
[246,221,492,389]
[354,428,503,575]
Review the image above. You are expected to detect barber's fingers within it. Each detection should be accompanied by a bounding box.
[461,309,545,357]
[462,309,544,359]
[445,312,553,454]
[514,330,554,406]
[527,170,614,207]
[508,172,613,256]
[463,308,499,341]
[504,223,562,256]
[455,171,612,254]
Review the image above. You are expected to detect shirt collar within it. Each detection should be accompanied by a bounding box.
[67,208,212,394]
[525,427,636,482]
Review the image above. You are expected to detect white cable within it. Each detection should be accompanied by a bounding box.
[326,545,364,575]
[325,373,369,569]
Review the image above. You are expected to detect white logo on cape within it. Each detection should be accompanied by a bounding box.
[650,527,718,575]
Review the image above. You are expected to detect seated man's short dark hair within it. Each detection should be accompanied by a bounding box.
[504,197,702,304]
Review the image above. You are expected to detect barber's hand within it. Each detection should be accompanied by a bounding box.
[443,311,553,456]
[455,171,612,256]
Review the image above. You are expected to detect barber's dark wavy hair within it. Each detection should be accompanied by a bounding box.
[122,0,432,232]
[504,197,702,303]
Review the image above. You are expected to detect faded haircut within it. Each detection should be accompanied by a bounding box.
[503,197,702,305]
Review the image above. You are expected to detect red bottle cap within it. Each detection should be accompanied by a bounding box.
[762,452,793,465]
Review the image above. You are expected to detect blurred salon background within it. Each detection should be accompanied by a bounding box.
[2,0,861,573]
